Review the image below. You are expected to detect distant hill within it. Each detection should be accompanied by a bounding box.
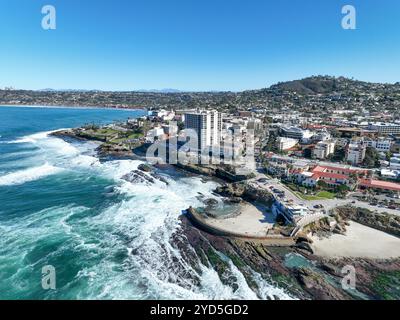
[2,75,398,113]
[134,89,182,93]
[266,75,397,95]
[269,76,340,94]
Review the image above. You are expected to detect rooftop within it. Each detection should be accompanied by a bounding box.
[359,179,400,192]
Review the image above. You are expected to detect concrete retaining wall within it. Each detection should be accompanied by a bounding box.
[185,207,295,246]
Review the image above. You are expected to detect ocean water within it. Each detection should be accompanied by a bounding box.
[0,106,294,300]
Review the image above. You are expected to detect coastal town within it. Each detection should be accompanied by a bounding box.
[3,0,400,304]
[50,80,400,242]
[4,76,400,300]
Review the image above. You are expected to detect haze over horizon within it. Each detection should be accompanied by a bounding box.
[1,0,400,91]
[4,75,398,94]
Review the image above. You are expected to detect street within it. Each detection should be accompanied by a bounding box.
[250,173,400,216]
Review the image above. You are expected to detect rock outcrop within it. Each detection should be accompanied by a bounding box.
[177,215,400,300]
[215,182,274,206]
[121,166,168,186]
[335,207,400,238]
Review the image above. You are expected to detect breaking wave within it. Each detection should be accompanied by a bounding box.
[0,129,295,300]
[0,163,64,186]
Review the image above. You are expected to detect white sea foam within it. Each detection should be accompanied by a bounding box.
[0,130,296,300]
[0,163,64,186]
[6,130,54,144]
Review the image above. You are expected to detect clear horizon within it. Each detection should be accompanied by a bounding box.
[1,0,400,91]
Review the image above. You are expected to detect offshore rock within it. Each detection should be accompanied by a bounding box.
[121,170,155,185]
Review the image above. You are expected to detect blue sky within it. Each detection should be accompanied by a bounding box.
[0,0,399,91]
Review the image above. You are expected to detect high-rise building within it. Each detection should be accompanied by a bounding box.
[346,141,367,165]
[184,110,222,151]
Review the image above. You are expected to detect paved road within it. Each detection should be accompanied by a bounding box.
[266,154,372,172]
[250,173,400,216]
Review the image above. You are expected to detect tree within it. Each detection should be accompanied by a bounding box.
[386,151,393,162]
[317,180,328,190]
[363,147,380,168]
[336,184,350,194]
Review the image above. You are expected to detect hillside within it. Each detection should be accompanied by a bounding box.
[1,76,399,114]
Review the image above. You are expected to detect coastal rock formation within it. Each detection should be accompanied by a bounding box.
[177,213,400,300]
[121,170,155,185]
[121,168,168,186]
[138,163,152,172]
[215,182,273,206]
[96,143,132,158]
[335,207,400,238]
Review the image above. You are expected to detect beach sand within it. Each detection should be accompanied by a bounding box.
[311,221,400,259]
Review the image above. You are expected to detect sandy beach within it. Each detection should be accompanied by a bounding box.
[311,221,400,259]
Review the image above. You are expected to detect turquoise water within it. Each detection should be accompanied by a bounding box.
[0,106,293,300]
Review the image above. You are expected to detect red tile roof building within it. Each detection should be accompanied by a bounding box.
[359,179,400,192]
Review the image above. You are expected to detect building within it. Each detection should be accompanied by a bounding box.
[364,138,393,153]
[359,179,400,194]
[184,110,222,151]
[367,122,400,135]
[151,109,175,121]
[346,141,367,165]
[161,123,178,137]
[299,165,365,188]
[312,129,332,142]
[277,137,298,151]
[313,141,335,159]
[279,126,313,141]
[392,142,400,154]
[146,127,166,143]
[273,201,309,223]
[336,127,377,138]
[380,169,400,180]
[390,155,400,170]
[302,171,350,188]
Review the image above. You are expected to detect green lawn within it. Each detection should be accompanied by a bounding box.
[315,191,336,199]
[294,191,336,201]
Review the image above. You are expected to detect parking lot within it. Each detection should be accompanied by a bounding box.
[251,174,400,216]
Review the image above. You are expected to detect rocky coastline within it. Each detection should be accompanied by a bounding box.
[50,127,400,300]
[177,213,400,300]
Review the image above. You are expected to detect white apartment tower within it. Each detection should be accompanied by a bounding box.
[313,141,335,159]
[184,110,222,151]
[346,141,367,165]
